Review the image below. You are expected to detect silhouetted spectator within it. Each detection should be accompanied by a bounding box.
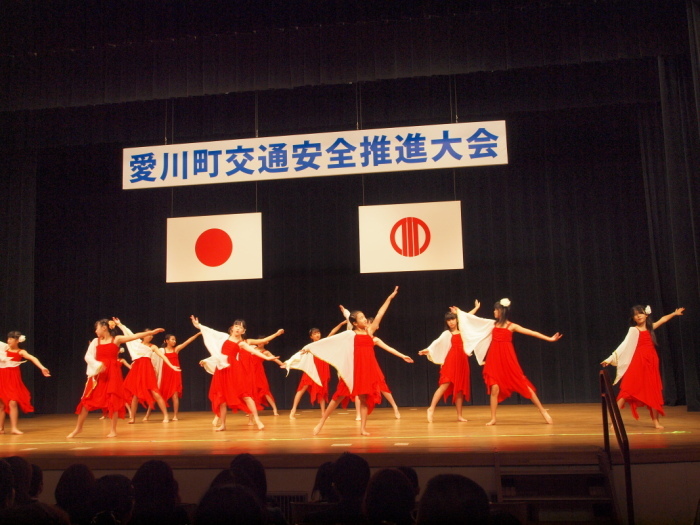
[396,466,420,498]
[54,464,95,525]
[194,484,264,525]
[415,474,489,525]
[230,453,287,524]
[311,462,338,503]
[363,468,415,525]
[1,458,69,524]
[0,459,14,510]
[29,464,43,501]
[208,469,236,490]
[130,460,189,525]
[303,452,370,525]
[4,456,32,506]
[90,474,134,525]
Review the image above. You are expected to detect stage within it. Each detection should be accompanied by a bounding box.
[2,404,700,524]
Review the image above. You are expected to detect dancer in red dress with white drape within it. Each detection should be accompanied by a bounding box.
[602,304,684,429]
[67,320,164,438]
[249,339,285,416]
[452,299,562,426]
[192,316,282,431]
[418,301,480,423]
[287,322,346,419]
[0,331,51,434]
[144,331,200,421]
[308,287,413,436]
[117,321,181,423]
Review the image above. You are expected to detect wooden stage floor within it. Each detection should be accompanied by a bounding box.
[2,404,699,471]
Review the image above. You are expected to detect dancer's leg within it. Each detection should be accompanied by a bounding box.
[486,385,499,426]
[527,387,552,424]
[265,394,279,416]
[152,391,170,422]
[427,383,450,422]
[67,407,89,438]
[313,398,340,435]
[128,396,139,423]
[243,397,264,430]
[0,400,6,433]
[289,386,308,419]
[358,395,370,436]
[172,393,180,420]
[455,392,467,422]
[382,391,401,419]
[8,400,22,434]
[106,413,119,438]
[215,403,227,431]
[651,408,664,429]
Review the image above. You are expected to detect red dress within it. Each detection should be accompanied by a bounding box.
[249,355,273,407]
[483,325,536,403]
[439,334,471,403]
[0,350,34,414]
[75,340,126,418]
[332,334,389,414]
[159,352,182,400]
[297,356,330,405]
[617,330,665,419]
[208,340,261,414]
[123,353,162,409]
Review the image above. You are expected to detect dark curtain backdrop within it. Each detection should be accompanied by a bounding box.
[20,75,696,415]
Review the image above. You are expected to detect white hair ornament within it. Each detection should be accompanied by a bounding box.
[644,305,652,315]
[499,298,511,308]
[18,335,26,343]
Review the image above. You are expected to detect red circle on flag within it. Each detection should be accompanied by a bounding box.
[390,217,431,257]
[195,229,233,267]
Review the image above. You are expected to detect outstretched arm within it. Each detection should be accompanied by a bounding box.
[240,342,279,361]
[369,286,399,334]
[151,345,181,371]
[19,350,51,377]
[512,324,562,342]
[652,308,684,330]
[175,332,202,353]
[115,328,165,345]
[247,329,284,346]
[262,349,285,367]
[374,337,414,363]
[467,300,480,315]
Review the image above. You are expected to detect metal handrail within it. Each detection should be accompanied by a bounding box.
[600,369,634,525]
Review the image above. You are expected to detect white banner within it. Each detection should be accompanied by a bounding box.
[123,121,507,189]
[166,213,262,282]
[359,201,463,273]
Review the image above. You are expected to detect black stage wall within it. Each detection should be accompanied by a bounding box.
[1,1,699,414]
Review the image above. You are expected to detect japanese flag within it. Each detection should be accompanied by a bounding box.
[359,201,463,273]
[166,213,263,282]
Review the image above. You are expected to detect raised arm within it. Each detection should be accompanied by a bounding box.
[175,332,202,352]
[652,308,684,330]
[247,329,284,346]
[19,350,51,377]
[512,324,562,342]
[467,300,481,315]
[368,286,399,334]
[373,337,413,363]
[327,319,348,337]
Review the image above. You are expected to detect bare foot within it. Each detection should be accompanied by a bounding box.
[273,412,279,416]
[142,416,149,422]
[255,419,265,430]
[486,419,497,426]
[355,415,361,421]
[313,422,324,435]
[457,416,468,422]
[393,409,401,419]
[106,431,117,438]
[289,411,297,419]
[427,408,434,423]
[127,419,135,424]
[360,429,370,436]
[654,421,665,429]
[10,429,24,435]
[172,417,179,421]
[67,429,81,438]
[212,416,220,426]
[162,418,170,423]
[215,425,226,432]
[98,416,105,420]
[541,410,553,424]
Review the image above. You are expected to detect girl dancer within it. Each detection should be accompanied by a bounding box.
[191,316,281,431]
[309,286,413,436]
[144,331,201,421]
[288,322,346,419]
[117,320,181,423]
[418,301,480,423]
[0,332,50,434]
[452,299,562,426]
[602,305,684,429]
[67,320,163,438]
